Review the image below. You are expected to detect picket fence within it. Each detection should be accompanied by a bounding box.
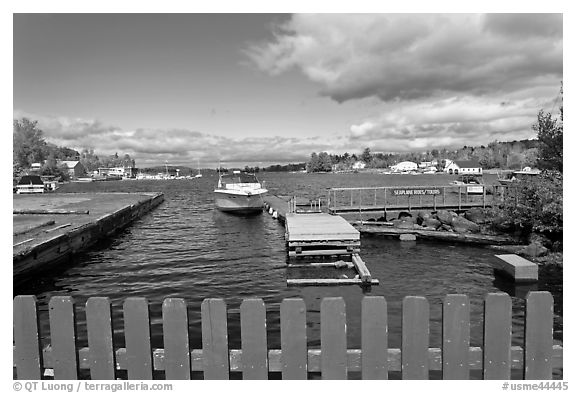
[13,292,562,380]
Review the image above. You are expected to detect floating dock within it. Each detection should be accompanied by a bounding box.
[263,195,378,286]
[13,192,164,284]
[286,213,360,257]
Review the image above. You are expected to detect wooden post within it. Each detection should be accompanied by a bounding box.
[374,188,377,206]
[443,187,446,206]
[458,188,462,210]
[482,186,486,208]
[49,296,79,380]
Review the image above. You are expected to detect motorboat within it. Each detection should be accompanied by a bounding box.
[498,167,541,185]
[214,170,268,214]
[450,174,486,194]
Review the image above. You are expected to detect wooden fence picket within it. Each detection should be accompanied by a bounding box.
[525,291,554,379]
[201,298,229,380]
[162,298,190,380]
[280,298,307,379]
[321,297,347,379]
[13,295,43,380]
[11,293,561,380]
[86,297,115,379]
[402,296,429,379]
[240,298,268,379]
[49,296,78,380]
[483,293,512,379]
[361,296,388,379]
[124,298,153,379]
[442,294,470,379]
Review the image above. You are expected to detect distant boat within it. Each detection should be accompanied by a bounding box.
[214,170,267,214]
[450,174,485,194]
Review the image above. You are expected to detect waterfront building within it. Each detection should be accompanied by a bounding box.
[444,159,482,175]
[60,160,86,178]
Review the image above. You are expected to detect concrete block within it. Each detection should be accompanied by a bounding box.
[399,234,416,241]
[493,254,538,282]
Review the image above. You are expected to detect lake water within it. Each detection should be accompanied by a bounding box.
[14,172,562,379]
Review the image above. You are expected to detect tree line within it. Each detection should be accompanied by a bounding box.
[13,118,136,180]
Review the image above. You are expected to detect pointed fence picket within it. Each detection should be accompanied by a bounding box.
[13,292,562,380]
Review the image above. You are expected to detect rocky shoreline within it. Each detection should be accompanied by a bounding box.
[368,207,563,268]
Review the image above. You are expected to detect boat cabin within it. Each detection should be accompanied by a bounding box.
[217,171,262,189]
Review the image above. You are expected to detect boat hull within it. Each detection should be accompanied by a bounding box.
[214,191,266,214]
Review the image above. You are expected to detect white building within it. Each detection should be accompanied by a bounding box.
[60,160,86,178]
[352,161,366,170]
[391,161,418,172]
[444,159,482,175]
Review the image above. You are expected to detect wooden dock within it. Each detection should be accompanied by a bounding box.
[13,292,562,380]
[13,192,164,284]
[263,195,377,286]
[328,185,512,215]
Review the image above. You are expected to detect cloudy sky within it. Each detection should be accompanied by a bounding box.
[13,13,563,168]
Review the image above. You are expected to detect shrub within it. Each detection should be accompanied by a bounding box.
[497,170,562,239]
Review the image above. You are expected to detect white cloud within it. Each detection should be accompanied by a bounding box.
[247,14,562,102]
[247,14,562,152]
[13,110,342,167]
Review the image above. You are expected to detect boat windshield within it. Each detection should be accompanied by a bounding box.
[220,173,259,184]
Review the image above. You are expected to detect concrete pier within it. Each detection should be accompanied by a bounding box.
[13,192,164,284]
[493,254,539,282]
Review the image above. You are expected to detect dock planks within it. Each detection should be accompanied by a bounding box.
[13,192,164,283]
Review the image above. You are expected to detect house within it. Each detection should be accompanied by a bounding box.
[391,161,418,172]
[444,159,482,175]
[352,161,366,170]
[60,160,86,178]
[16,175,45,194]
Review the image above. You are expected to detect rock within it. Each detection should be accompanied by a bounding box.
[398,211,413,220]
[520,242,549,258]
[451,216,480,233]
[490,216,513,233]
[436,210,455,225]
[376,215,387,222]
[334,260,348,269]
[529,233,551,248]
[423,217,442,229]
[416,211,431,225]
[440,224,453,232]
[393,219,414,229]
[465,208,486,224]
[399,234,416,241]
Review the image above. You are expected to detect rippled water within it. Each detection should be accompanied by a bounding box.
[14,172,562,378]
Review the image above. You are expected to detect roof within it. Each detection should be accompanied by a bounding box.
[18,175,44,185]
[453,160,481,168]
[60,160,82,168]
